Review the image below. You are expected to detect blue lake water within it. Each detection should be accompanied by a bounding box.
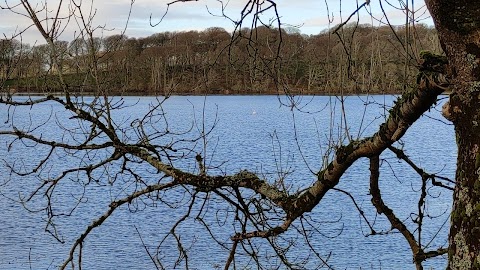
[0,95,455,269]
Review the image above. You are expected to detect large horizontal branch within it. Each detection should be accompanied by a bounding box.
[0,95,57,105]
[125,144,292,208]
[0,128,114,150]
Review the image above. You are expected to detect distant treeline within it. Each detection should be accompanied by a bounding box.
[1,23,442,95]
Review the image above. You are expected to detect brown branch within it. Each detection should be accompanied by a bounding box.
[224,240,238,270]
[0,128,114,150]
[19,153,123,204]
[332,1,370,34]
[126,145,293,208]
[150,0,199,27]
[231,218,293,241]
[332,187,376,235]
[369,155,423,269]
[20,0,51,42]
[1,94,58,106]
[369,154,449,268]
[416,248,449,261]
[59,181,177,270]
[3,94,121,146]
[388,145,454,190]
[134,226,161,270]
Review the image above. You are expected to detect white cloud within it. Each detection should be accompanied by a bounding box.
[0,0,432,44]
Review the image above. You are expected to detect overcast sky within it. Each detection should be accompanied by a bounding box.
[1,0,433,45]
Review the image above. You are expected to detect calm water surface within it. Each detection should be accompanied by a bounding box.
[0,95,455,269]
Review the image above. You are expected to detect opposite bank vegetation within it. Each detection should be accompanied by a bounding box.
[0,23,442,95]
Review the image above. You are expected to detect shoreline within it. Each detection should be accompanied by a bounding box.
[8,90,451,97]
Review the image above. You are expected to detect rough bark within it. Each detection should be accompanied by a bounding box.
[425,1,480,268]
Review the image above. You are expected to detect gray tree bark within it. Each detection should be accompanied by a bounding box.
[425,0,480,268]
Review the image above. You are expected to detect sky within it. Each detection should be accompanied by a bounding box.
[0,0,433,45]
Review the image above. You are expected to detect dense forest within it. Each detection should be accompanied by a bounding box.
[0,23,442,95]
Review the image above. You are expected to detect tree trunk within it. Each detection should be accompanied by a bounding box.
[425,1,480,268]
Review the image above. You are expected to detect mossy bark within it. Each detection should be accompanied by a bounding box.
[425,0,480,268]
[448,105,480,268]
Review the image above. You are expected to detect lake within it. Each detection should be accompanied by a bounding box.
[0,95,455,269]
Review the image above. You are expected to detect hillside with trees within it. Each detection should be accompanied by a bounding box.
[1,23,441,95]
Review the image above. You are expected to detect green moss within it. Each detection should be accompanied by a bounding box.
[475,153,480,171]
[475,179,480,193]
[336,142,358,164]
[471,205,480,227]
[388,88,416,122]
[458,169,463,181]
[452,233,473,269]
[470,81,480,91]
[467,53,478,67]
[452,200,467,224]
[474,259,480,269]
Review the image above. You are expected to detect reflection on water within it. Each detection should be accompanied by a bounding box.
[0,95,455,269]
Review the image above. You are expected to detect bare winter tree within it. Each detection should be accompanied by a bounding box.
[0,0,478,269]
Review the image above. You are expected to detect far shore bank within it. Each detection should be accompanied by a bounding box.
[7,89,451,97]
